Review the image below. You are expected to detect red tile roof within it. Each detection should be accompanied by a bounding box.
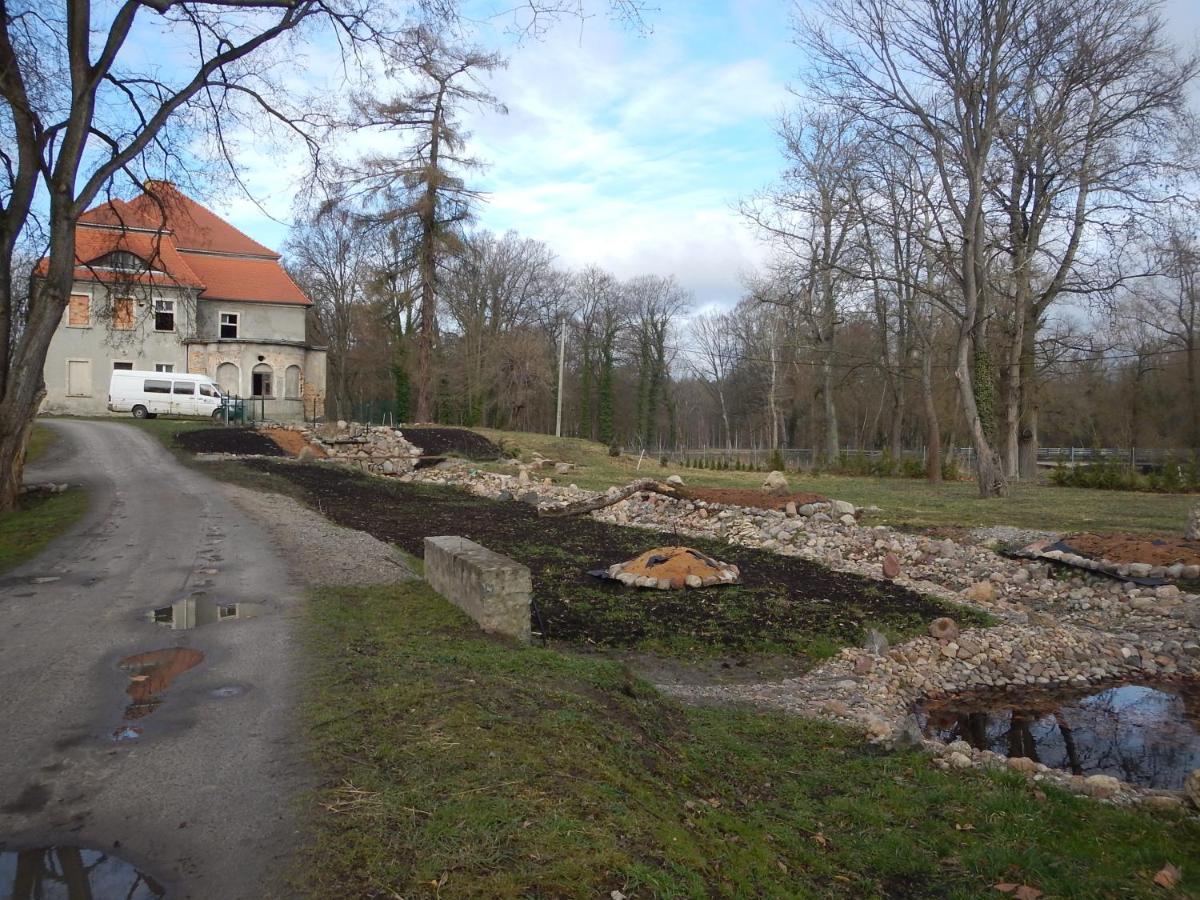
[59,183,311,306]
[183,253,310,305]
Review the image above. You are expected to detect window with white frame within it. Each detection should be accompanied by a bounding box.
[219,312,239,339]
[155,363,174,373]
[154,298,175,332]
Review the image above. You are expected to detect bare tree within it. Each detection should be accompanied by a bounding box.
[990,0,1197,480]
[0,0,411,508]
[1136,219,1200,454]
[286,203,378,419]
[570,266,621,440]
[442,229,557,425]
[626,275,689,449]
[800,0,1053,496]
[337,26,505,422]
[744,108,865,461]
[689,311,740,451]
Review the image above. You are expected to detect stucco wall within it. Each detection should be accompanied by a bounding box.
[194,299,306,342]
[43,282,324,421]
[42,282,196,415]
[187,341,325,422]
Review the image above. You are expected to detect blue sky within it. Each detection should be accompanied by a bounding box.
[221,0,1200,312]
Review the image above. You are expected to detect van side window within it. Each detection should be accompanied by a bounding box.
[173,381,195,395]
[144,379,171,394]
[199,384,217,397]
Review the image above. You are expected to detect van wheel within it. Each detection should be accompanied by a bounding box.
[212,409,224,421]
[132,405,148,419]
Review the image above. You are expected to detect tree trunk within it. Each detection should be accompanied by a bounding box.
[414,96,444,424]
[1016,304,1040,481]
[822,348,838,460]
[922,347,941,484]
[956,328,1006,497]
[0,211,77,511]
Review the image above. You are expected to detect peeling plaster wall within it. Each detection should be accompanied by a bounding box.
[42,283,325,421]
[42,282,197,415]
[195,299,306,342]
[187,342,325,422]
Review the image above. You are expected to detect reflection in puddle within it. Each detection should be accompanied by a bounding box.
[150,596,261,630]
[917,680,1200,789]
[118,648,204,721]
[0,846,165,898]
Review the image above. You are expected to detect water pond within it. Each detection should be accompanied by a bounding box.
[917,679,1200,789]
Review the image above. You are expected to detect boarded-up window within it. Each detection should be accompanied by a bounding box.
[285,365,301,399]
[67,360,91,396]
[114,297,134,330]
[68,294,90,327]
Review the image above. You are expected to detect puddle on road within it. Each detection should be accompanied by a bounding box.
[117,648,204,723]
[0,845,165,898]
[917,679,1200,789]
[149,596,260,630]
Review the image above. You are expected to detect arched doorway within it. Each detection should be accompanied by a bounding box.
[251,362,273,398]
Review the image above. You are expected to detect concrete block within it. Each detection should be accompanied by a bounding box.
[424,536,532,643]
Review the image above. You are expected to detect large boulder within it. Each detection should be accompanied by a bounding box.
[761,470,789,495]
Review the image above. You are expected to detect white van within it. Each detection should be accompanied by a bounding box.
[108,370,224,420]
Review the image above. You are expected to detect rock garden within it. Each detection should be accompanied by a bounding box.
[182,424,1200,813]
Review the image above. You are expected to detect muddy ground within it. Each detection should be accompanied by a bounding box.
[243,460,984,657]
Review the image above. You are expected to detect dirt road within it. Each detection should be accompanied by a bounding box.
[0,420,309,898]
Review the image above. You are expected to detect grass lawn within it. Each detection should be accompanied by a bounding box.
[0,489,88,575]
[302,581,1199,899]
[24,422,59,465]
[475,428,1193,535]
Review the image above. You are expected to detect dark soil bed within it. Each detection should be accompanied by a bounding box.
[399,426,501,460]
[1065,532,1200,567]
[175,428,287,457]
[245,460,986,657]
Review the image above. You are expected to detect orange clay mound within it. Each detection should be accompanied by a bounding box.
[1065,532,1200,568]
[609,546,741,589]
[263,427,327,458]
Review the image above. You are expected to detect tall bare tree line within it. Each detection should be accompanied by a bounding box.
[730,0,1196,496]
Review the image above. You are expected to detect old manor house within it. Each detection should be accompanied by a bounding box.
[41,181,326,421]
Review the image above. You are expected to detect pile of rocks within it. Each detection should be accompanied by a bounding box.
[928,741,1194,812]
[301,421,424,476]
